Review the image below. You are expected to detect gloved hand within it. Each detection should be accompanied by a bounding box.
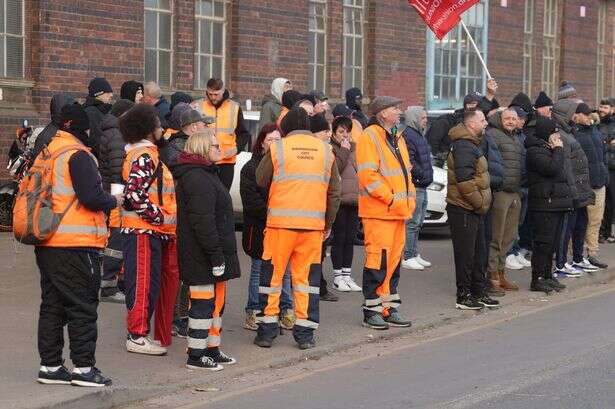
[212,264,225,277]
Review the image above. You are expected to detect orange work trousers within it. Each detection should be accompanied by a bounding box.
[187,282,226,358]
[362,218,405,319]
[257,227,323,343]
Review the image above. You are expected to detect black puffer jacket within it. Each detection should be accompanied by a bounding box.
[240,153,269,259]
[427,108,464,166]
[599,116,615,171]
[525,134,574,212]
[481,133,504,191]
[486,111,524,193]
[159,130,189,175]
[98,114,126,191]
[174,153,240,285]
[83,96,111,158]
[403,126,433,188]
[574,124,608,189]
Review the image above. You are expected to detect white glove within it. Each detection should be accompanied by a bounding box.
[212,264,225,277]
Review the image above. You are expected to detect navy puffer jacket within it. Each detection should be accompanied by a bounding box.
[481,133,504,191]
[403,126,433,188]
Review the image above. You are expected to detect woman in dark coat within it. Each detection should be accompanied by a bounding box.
[174,129,240,371]
[526,117,574,294]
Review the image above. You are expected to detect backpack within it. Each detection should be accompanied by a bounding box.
[13,144,87,245]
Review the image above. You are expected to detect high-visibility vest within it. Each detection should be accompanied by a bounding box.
[41,130,108,248]
[202,99,240,164]
[276,107,289,128]
[356,124,416,220]
[350,118,363,142]
[267,131,334,230]
[121,145,177,235]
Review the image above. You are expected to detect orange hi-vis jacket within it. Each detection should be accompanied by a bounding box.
[41,130,108,248]
[356,124,416,220]
[276,107,290,128]
[350,118,363,142]
[267,131,334,231]
[202,99,240,164]
[121,144,177,235]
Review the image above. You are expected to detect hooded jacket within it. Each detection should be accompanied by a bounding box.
[485,111,524,193]
[525,133,574,212]
[240,152,269,259]
[599,115,615,170]
[258,78,289,132]
[446,124,492,214]
[345,87,369,128]
[402,124,433,189]
[33,93,76,160]
[174,153,240,285]
[98,113,126,191]
[83,96,112,158]
[574,124,608,189]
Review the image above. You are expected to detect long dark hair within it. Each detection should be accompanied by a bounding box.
[253,123,280,156]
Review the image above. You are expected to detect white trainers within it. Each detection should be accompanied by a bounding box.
[515,254,531,267]
[343,276,362,292]
[416,254,432,267]
[401,258,424,270]
[505,254,524,270]
[126,336,167,356]
[333,276,352,292]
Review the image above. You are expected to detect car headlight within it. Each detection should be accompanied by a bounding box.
[427,182,445,192]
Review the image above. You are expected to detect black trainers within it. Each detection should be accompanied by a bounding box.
[70,367,112,387]
[530,277,553,294]
[477,295,500,309]
[37,365,71,385]
[297,340,316,350]
[455,295,483,310]
[588,256,608,269]
[253,335,273,348]
[545,277,566,292]
[186,356,223,371]
[205,348,236,365]
[172,318,188,338]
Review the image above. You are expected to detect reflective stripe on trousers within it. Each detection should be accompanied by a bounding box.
[187,282,225,356]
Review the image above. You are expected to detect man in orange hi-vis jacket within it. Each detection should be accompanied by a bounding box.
[356,96,416,330]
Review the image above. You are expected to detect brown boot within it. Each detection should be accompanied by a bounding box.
[489,271,504,291]
[499,271,519,291]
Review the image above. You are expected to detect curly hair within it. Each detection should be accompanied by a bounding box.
[119,104,160,144]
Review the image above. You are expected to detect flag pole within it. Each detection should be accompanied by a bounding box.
[460,19,492,80]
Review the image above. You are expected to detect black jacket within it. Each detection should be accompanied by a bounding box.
[155,96,171,129]
[159,130,188,175]
[83,96,111,158]
[599,115,615,171]
[240,153,269,259]
[560,130,594,208]
[33,93,76,160]
[98,114,126,191]
[402,126,433,188]
[427,108,464,166]
[345,87,369,128]
[486,112,524,193]
[574,124,608,189]
[525,134,574,212]
[174,155,240,285]
[481,133,504,191]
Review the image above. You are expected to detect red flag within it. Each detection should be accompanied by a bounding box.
[409,0,480,39]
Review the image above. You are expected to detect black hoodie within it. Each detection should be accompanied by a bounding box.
[83,96,112,158]
[345,87,369,128]
[33,93,76,159]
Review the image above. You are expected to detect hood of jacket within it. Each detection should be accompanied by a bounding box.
[100,113,119,132]
[50,93,76,126]
[271,77,289,103]
[173,152,216,178]
[552,99,578,133]
[449,123,482,146]
[345,87,363,111]
[487,110,516,136]
[404,106,425,134]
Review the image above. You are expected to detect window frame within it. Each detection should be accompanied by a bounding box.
[596,0,607,104]
[425,0,489,110]
[0,0,25,79]
[194,0,227,90]
[523,0,534,96]
[541,0,559,99]
[308,0,327,93]
[342,0,365,94]
[144,0,174,88]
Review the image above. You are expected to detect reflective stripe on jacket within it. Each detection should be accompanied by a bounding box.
[276,107,290,128]
[202,99,239,164]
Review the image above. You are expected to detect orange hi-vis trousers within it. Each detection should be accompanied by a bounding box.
[257,227,323,343]
[362,218,405,319]
[187,282,226,358]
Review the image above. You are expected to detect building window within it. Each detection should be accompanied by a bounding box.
[343,0,364,92]
[426,0,488,109]
[145,0,172,87]
[596,0,606,104]
[194,0,226,89]
[523,0,534,96]
[0,0,24,78]
[308,0,327,92]
[541,0,559,99]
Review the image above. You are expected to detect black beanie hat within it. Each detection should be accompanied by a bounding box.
[535,117,557,141]
[280,107,311,136]
[534,91,554,109]
[282,90,304,109]
[170,92,194,110]
[88,77,113,97]
[110,99,135,118]
[509,92,533,114]
[120,80,144,102]
[309,113,330,133]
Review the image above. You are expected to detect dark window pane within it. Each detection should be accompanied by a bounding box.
[159,50,171,86]
[0,38,5,76]
[145,11,157,48]
[6,0,22,35]
[317,33,325,64]
[344,37,353,66]
[159,12,171,49]
[199,55,210,88]
[308,32,315,63]
[212,22,223,55]
[159,0,171,10]
[6,36,23,77]
[201,0,213,16]
[145,49,157,82]
[145,0,157,9]
[214,0,224,17]
[316,66,325,92]
[212,56,222,80]
[354,38,362,66]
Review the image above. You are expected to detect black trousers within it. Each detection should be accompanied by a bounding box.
[35,247,101,367]
[218,163,235,190]
[601,171,615,238]
[447,205,486,298]
[530,211,565,280]
[331,204,359,270]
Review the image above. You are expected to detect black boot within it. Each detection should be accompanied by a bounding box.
[530,277,553,294]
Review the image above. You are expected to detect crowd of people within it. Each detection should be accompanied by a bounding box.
[19,73,615,388]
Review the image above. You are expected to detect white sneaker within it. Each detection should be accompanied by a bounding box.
[401,258,424,270]
[126,336,167,355]
[333,276,352,292]
[563,264,583,277]
[581,258,600,271]
[515,254,531,267]
[505,254,524,270]
[343,276,362,292]
[416,254,432,267]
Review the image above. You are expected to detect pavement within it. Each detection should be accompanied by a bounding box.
[1,228,615,409]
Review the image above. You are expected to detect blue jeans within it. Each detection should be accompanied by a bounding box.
[404,187,427,259]
[246,258,292,312]
[555,208,588,268]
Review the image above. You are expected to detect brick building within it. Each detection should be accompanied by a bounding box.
[1,0,615,180]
